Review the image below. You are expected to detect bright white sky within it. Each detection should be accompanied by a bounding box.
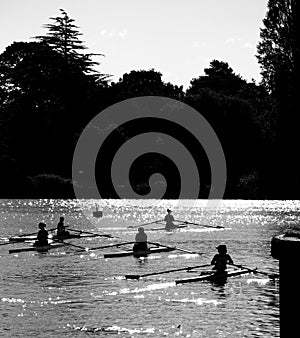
[0,0,268,89]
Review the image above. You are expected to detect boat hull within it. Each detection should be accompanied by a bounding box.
[9,243,66,254]
[148,225,188,231]
[103,246,174,258]
[175,269,250,285]
[9,233,95,242]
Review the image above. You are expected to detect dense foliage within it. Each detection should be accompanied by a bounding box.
[257,0,300,198]
[0,4,298,198]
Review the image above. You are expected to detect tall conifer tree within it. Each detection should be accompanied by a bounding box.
[35,9,105,80]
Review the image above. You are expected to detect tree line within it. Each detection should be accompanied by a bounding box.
[0,1,299,199]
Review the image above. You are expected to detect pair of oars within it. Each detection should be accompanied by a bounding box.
[125,262,279,280]
[177,220,224,229]
[58,238,201,255]
[127,219,164,229]
[52,228,120,251]
[53,229,203,256]
[68,228,113,238]
[127,219,224,230]
[125,263,212,280]
[147,241,203,256]
[60,241,137,253]
[230,263,279,279]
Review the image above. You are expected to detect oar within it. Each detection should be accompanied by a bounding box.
[1,226,61,245]
[127,219,164,229]
[177,220,224,229]
[52,239,89,251]
[68,228,114,238]
[72,241,136,253]
[12,226,58,238]
[147,241,203,255]
[230,263,279,279]
[125,263,212,280]
[86,241,136,251]
[0,240,21,246]
[54,239,137,254]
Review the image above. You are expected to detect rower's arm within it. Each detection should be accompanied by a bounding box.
[211,255,217,265]
[227,255,234,264]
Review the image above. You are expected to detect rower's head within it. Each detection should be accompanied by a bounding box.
[138,227,145,233]
[216,244,227,254]
[38,222,47,229]
[167,209,171,213]
[60,216,64,221]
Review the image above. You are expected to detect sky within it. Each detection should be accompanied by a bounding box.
[0,0,268,89]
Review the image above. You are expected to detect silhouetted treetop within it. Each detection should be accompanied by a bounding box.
[256,0,296,94]
[186,60,246,97]
[34,9,107,82]
[109,69,184,100]
[204,60,235,77]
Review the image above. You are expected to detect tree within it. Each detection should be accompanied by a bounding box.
[0,40,104,194]
[185,60,280,198]
[256,0,295,93]
[108,69,184,102]
[35,9,108,82]
[186,60,246,97]
[256,0,300,198]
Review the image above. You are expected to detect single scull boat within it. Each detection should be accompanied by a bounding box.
[175,268,251,285]
[103,246,174,258]
[9,243,66,254]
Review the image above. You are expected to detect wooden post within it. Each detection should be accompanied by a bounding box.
[271,231,300,337]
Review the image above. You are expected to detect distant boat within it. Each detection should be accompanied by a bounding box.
[93,205,103,218]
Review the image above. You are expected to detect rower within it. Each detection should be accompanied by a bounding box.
[57,216,70,238]
[164,209,176,231]
[133,227,148,252]
[34,222,48,247]
[211,244,234,273]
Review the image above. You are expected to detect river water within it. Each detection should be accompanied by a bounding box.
[0,199,295,337]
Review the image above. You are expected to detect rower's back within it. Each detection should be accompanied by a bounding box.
[164,209,175,230]
[211,245,233,272]
[35,222,48,246]
[133,227,148,251]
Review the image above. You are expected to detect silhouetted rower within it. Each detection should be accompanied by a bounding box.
[164,209,176,231]
[133,227,148,252]
[34,222,48,247]
[57,216,70,238]
[211,244,234,273]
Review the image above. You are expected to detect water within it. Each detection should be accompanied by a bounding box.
[0,199,295,337]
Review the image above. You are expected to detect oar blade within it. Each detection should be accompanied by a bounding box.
[125,275,140,280]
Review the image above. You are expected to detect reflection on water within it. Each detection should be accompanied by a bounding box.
[0,199,287,337]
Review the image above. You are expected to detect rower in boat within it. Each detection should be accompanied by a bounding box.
[211,244,234,273]
[33,222,48,247]
[164,209,177,231]
[93,205,103,218]
[132,227,148,253]
[56,217,70,238]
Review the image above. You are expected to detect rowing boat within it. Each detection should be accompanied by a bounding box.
[103,246,174,258]
[175,268,250,285]
[9,242,66,254]
[147,225,188,231]
[9,235,37,242]
[52,233,97,240]
[9,233,97,242]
